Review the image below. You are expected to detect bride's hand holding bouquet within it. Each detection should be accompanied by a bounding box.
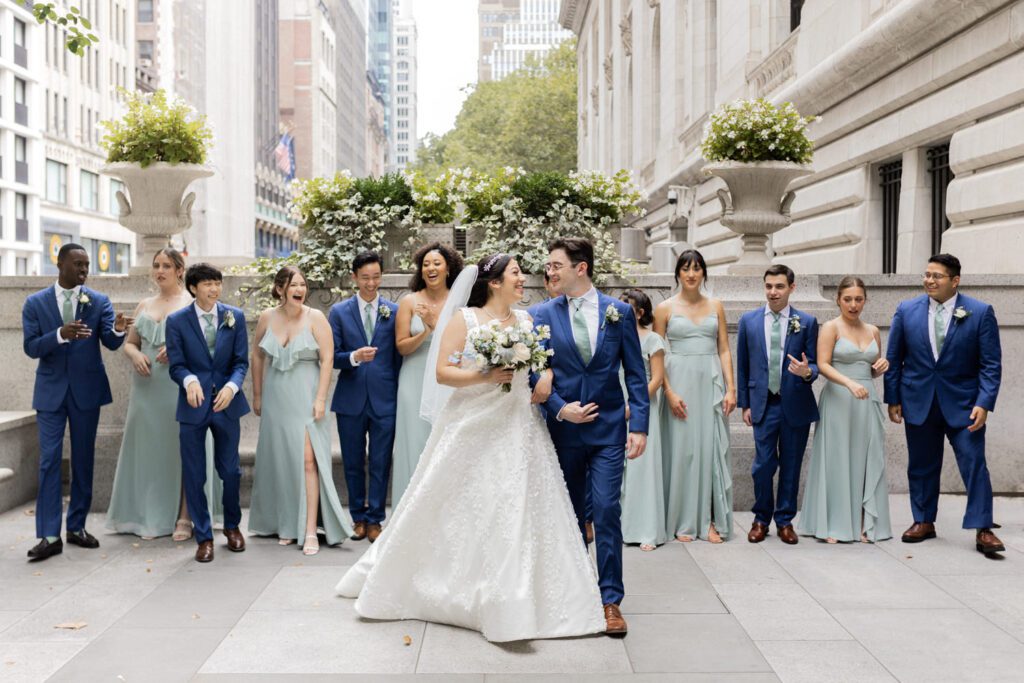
[459,318,553,392]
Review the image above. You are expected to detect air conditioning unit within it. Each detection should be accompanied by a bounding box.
[139,58,153,68]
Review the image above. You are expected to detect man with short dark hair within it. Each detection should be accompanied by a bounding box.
[736,264,820,545]
[884,253,1004,555]
[22,243,133,561]
[329,251,401,543]
[165,263,250,563]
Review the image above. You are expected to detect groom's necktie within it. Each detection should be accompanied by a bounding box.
[768,312,782,394]
[570,297,592,364]
[363,302,375,343]
[934,305,946,357]
[61,290,75,324]
[202,313,217,357]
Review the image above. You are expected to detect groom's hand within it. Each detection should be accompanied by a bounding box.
[887,404,903,424]
[968,406,988,432]
[626,432,646,459]
[559,401,599,423]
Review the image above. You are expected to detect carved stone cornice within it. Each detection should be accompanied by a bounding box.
[590,84,600,114]
[620,13,633,57]
[646,0,659,8]
[603,53,614,89]
[748,31,797,97]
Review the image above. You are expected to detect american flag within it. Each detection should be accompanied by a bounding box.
[274,133,295,181]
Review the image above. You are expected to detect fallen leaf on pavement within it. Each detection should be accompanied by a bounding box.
[32,572,41,577]
[145,568,152,573]
[402,635,412,646]
[131,543,140,548]
[192,613,201,620]
[23,509,34,516]
[54,622,87,630]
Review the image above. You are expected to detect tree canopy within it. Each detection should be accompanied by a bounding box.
[413,39,578,177]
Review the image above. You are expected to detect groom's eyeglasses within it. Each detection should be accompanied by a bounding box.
[544,261,574,273]
[922,272,950,281]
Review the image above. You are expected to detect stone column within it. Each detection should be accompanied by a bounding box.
[895,147,933,273]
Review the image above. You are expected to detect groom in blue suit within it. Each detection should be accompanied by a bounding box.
[166,263,250,563]
[22,243,132,561]
[736,265,819,546]
[532,238,649,637]
[884,253,1003,555]
[329,251,401,544]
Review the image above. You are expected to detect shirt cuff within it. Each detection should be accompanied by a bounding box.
[56,329,69,344]
[184,375,199,389]
[349,355,361,367]
[225,382,239,395]
[111,326,126,337]
[555,405,565,422]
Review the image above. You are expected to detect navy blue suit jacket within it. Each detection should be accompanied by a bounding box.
[165,302,250,425]
[736,305,820,426]
[22,285,125,412]
[532,293,649,447]
[328,296,401,417]
[883,293,1001,428]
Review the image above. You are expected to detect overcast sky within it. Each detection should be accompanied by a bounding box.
[413,0,479,138]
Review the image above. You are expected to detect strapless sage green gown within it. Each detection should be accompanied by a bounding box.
[391,314,433,507]
[661,314,733,541]
[797,338,892,542]
[247,326,352,545]
[106,312,222,537]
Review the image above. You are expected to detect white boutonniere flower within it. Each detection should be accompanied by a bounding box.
[788,316,802,334]
[378,304,391,320]
[78,292,91,308]
[222,310,236,329]
[603,304,621,327]
[953,306,970,322]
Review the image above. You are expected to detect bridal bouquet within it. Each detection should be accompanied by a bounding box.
[462,318,553,392]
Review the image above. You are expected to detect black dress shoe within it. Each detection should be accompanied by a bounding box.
[27,538,63,562]
[67,529,100,549]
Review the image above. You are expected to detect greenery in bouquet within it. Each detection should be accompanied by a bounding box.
[700,98,816,164]
[459,318,554,392]
[100,89,213,167]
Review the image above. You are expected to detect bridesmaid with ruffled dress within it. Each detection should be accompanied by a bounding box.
[106,248,221,540]
[248,266,352,554]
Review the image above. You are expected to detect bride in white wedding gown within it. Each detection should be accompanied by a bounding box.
[336,254,605,642]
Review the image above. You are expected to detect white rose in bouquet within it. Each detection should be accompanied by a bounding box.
[512,342,531,363]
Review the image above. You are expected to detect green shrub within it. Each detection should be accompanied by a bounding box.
[700,98,816,164]
[100,89,212,167]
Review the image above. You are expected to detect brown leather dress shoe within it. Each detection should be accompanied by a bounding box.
[777,525,799,545]
[585,521,595,545]
[976,528,1005,555]
[224,528,246,552]
[366,523,382,543]
[351,521,367,541]
[603,603,627,637]
[195,540,214,563]
[748,522,768,543]
[901,522,936,543]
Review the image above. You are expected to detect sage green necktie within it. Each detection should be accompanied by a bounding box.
[62,290,75,324]
[934,305,946,357]
[768,312,782,394]
[202,313,216,356]
[570,297,592,364]
[364,302,375,343]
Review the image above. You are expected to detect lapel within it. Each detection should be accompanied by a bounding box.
[370,300,388,345]
[754,306,769,365]
[937,294,964,362]
[593,293,612,365]
[212,303,230,362]
[46,287,65,330]
[553,295,584,366]
[912,296,936,366]
[782,307,800,360]
[350,296,371,344]
[74,286,89,322]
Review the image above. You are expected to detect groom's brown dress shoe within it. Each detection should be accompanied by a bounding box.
[901,522,936,543]
[195,540,214,563]
[351,521,367,541]
[778,525,799,545]
[224,528,246,552]
[603,603,627,637]
[748,522,768,543]
[977,528,1005,555]
[367,523,382,543]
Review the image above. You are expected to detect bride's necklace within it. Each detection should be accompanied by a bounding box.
[483,306,514,324]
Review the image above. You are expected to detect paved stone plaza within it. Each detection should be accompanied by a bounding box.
[2,494,1024,681]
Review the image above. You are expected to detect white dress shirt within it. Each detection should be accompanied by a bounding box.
[183,301,238,395]
[567,286,600,354]
[928,293,957,361]
[764,304,791,376]
[54,282,125,344]
[350,293,380,367]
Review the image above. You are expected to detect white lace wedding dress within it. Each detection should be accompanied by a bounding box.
[336,308,605,642]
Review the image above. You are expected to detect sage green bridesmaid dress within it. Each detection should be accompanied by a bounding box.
[797,338,892,542]
[391,314,433,507]
[248,325,352,545]
[106,312,222,537]
[661,314,733,541]
[620,331,669,547]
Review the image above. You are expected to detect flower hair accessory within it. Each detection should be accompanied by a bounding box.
[482,253,505,273]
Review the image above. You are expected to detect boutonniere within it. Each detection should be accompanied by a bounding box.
[603,304,621,328]
[221,309,236,329]
[78,292,91,308]
[952,306,970,322]
[378,304,391,320]
[788,316,802,334]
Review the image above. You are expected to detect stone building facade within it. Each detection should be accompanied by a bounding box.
[561,0,1024,275]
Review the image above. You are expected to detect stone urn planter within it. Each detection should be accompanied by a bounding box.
[703,161,812,275]
[102,161,214,274]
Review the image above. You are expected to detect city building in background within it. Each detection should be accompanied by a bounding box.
[39,0,136,277]
[479,0,571,83]
[562,0,1024,274]
[365,72,387,176]
[367,0,393,171]
[391,0,417,170]
[336,0,368,175]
